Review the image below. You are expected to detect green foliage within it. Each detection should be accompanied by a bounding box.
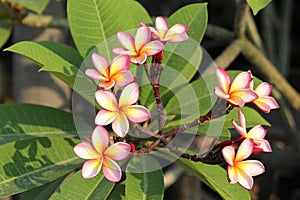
[7,0,50,14]
[0,137,82,197]
[50,170,115,200]
[67,0,152,57]
[246,0,272,15]
[0,19,11,49]
[176,156,251,200]
[139,3,208,108]
[0,103,90,145]
[125,156,164,200]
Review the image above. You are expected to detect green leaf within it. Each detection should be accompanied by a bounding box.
[7,0,50,14]
[125,156,164,200]
[5,41,96,104]
[0,19,11,49]
[246,0,272,15]
[107,182,126,200]
[20,175,66,200]
[50,170,115,200]
[139,3,207,108]
[0,103,90,145]
[0,137,82,197]
[176,157,251,200]
[67,0,152,57]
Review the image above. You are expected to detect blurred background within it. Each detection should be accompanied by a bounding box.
[0,0,299,199]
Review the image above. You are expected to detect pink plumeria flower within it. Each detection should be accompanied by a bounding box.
[147,16,189,42]
[250,79,279,113]
[214,67,258,107]
[112,26,165,65]
[85,53,134,90]
[73,126,131,182]
[232,110,272,153]
[222,138,265,190]
[95,82,150,137]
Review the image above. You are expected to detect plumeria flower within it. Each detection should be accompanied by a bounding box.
[85,53,133,90]
[95,82,150,137]
[222,138,265,190]
[214,67,258,107]
[112,26,165,64]
[73,126,131,182]
[232,110,272,153]
[250,79,280,113]
[147,16,189,42]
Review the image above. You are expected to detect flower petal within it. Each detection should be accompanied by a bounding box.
[254,96,279,113]
[168,24,189,34]
[117,31,136,52]
[110,55,130,76]
[222,145,235,166]
[113,71,134,87]
[235,139,253,162]
[255,82,272,96]
[166,33,189,43]
[228,165,238,184]
[92,53,109,76]
[112,48,136,56]
[236,168,254,190]
[85,69,108,81]
[247,125,266,139]
[73,142,99,159]
[112,112,129,137]
[95,109,118,125]
[230,71,252,92]
[254,139,272,152]
[122,105,150,122]
[140,41,165,56]
[237,160,265,177]
[155,16,168,38]
[135,26,151,51]
[82,159,102,179]
[131,52,147,65]
[119,83,140,107]
[232,89,258,103]
[232,119,247,137]
[105,142,131,160]
[98,79,116,90]
[216,67,230,93]
[238,110,246,129]
[102,157,122,182]
[227,95,245,107]
[92,126,109,154]
[214,86,230,99]
[95,90,119,111]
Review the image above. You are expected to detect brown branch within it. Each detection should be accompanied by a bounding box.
[20,13,69,29]
[233,0,249,38]
[242,38,300,112]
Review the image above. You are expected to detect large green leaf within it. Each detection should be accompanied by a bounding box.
[7,0,50,14]
[125,156,164,200]
[139,3,207,108]
[67,0,152,57]
[50,170,115,200]
[246,0,272,15]
[5,41,96,104]
[0,19,11,49]
[0,103,90,145]
[176,157,251,200]
[0,137,82,197]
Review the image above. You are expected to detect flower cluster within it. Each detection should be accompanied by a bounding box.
[74,17,188,182]
[214,67,279,189]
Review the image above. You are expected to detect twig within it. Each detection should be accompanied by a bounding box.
[233,0,249,38]
[242,38,300,112]
[21,13,69,29]
[214,39,243,69]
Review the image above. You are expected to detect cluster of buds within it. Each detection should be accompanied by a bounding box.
[73,16,279,190]
[73,17,189,182]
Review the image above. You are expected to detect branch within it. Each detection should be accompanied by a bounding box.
[233,0,249,38]
[242,38,300,112]
[20,13,69,29]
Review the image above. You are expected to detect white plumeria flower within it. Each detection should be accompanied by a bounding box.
[73,126,131,182]
[95,83,150,137]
